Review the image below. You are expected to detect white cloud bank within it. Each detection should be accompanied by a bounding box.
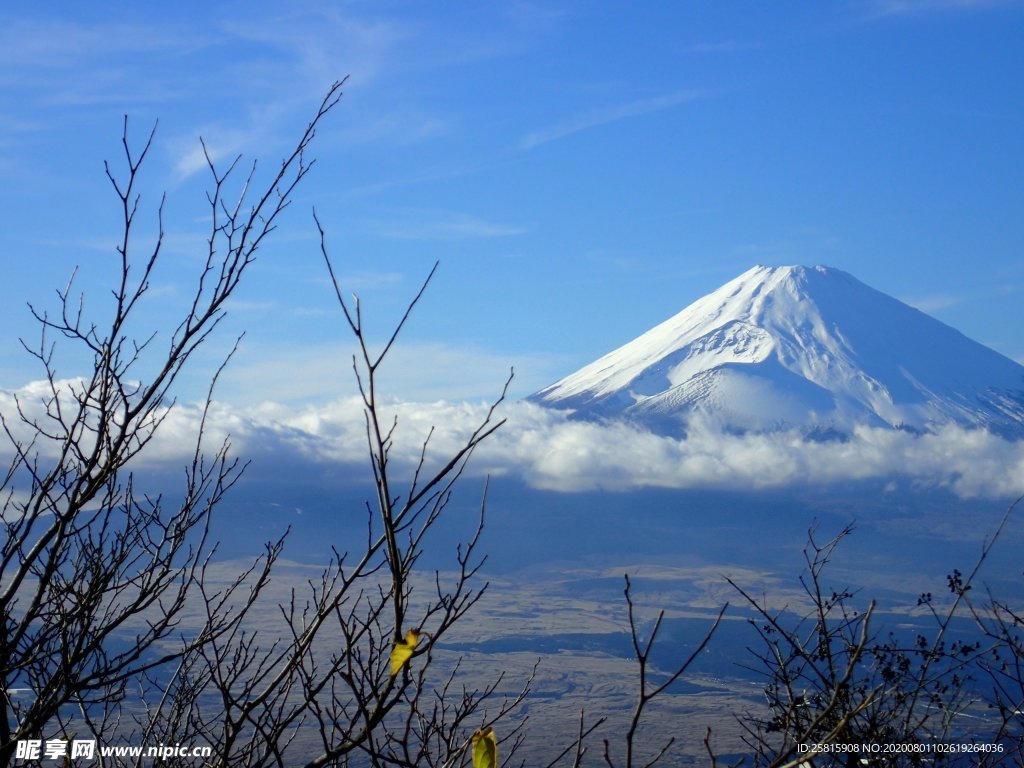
[4,380,1022,500]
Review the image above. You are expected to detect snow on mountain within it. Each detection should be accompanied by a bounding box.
[530,265,1024,437]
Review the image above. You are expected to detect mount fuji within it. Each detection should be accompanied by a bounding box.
[530,265,1024,437]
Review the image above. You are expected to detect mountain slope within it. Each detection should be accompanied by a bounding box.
[530,265,1024,436]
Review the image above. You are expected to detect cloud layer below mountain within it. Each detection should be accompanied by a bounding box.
[5,380,1021,500]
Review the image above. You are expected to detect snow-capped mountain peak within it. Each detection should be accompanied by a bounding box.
[531,265,1024,436]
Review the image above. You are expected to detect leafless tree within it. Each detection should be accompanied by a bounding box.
[601,575,725,768]
[137,230,534,766]
[977,590,1024,766]
[728,524,883,767]
[0,80,346,766]
[727,519,1015,768]
[0,77,557,768]
[954,497,1024,766]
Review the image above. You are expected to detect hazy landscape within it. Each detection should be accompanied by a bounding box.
[175,263,1024,763]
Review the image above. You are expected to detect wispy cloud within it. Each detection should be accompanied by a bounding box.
[901,293,965,313]
[213,340,553,405]
[151,6,446,179]
[168,94,298,181]
[863,0,1019,17]
[362,209,528,240]
[210,10,473,153]
[519,89,707,150]
[0,17,210,109]
[341,164,484,199]
[321,270,405,293]
[336,108,451,147]
[221,9,414,91]
[171,123,270,182]
[0,18,212,72]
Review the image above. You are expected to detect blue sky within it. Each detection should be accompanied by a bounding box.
[1,0,1022,408]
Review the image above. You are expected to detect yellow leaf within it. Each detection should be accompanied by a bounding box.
[389,629,420,677]
[472,727,497,768]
